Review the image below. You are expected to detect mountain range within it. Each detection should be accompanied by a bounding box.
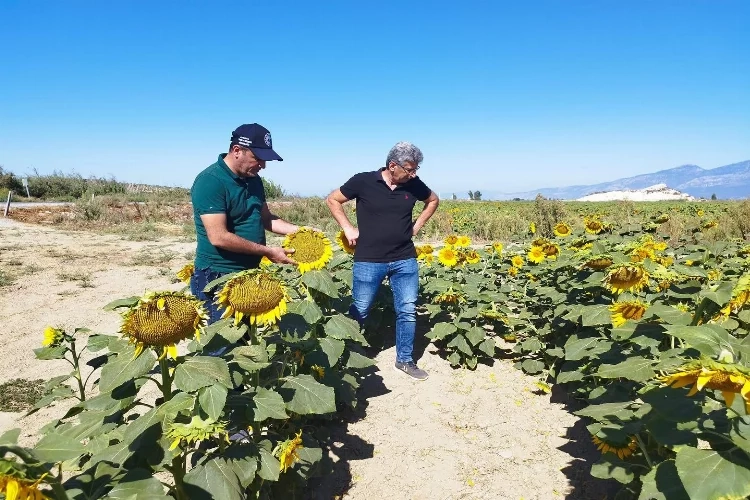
[490,160,750,201]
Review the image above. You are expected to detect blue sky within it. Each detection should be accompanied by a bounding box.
[1,1,748,198]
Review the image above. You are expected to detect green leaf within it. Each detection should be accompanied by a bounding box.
[675,447,750,500]
[646,304,692,326]
[174,356,233,392]
[319,337,345,367]
[216,323,248,343]
[87,334,117,352]
[257,445,280,481]
[575,402,638,422]
[664,325,734,357]
[99,349,156,393]
[0,429,20,445]
[324,314,369,346]
[202,272,234,293]
[280,375,336,415]
[183,458,245,500]
[520,359,545,375]
[199,384,228,421]
[252,388,288,422]
[597,357,656,382]
[302,270,339,298]
[590,457,635,484]
[447,334,473,356]
[700,280,734,307]
[106,468,170,499]
[102,296,140,311]
[222,444,260,488]
[464,326,485,346]
[290,300,323,324]
[565,336,611,361]
[581,305,612,326]
[477,338,496,357]
[345,351,376,369]
[33,345,68,360]
[425,322,457,341]
[33,433,86,462]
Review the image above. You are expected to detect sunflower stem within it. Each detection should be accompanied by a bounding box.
[635,433,653,469]
[159,357,187,500]
[69,340,86,401]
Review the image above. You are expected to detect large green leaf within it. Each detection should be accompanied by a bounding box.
[290,300,323,324]
[675,447,750,500]
[447,334,473,356]
[33,345,68,360]
[700,280,734,307]
[564,336,611,361]
[302,270,339,298]
[105,468,169,499]
[581,305,612,326]
[222,444,260,488]
[183,458,245,500]
[590,457,635,484]
[664,325,734,357]
[257,444,280,481]
[34,433,86,462]
[425,322,457,341]
[198,384,228,421]
[99,349,156,393]
[174,356,232,392]
[520,359,545,375]
[319,337,345,367]
[345,351,376,369]
[638,460,689,500]
[0,429,20,445]
[102,296,140,311]
[280,375,336,415]
[324,314,369,345]
[575,402,639,422]
[252,388,288,422]
[646,304,692,326]
[597,357,656,382]
[87,334,117,352]
[464,326,485,346]
[477,338,496,357]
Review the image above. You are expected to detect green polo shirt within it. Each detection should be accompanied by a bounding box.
[191,154,266,272]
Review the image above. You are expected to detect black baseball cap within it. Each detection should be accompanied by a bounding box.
[230,123,283,161]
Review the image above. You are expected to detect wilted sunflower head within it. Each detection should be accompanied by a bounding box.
[416,244,434,259]
[216,269,289,326]
[0,473,49,500]
[658,358,750,409]
[121,292,208,359]
[455,235,471,248]
[507,266,519,277]
[276,430,304,473]
[609,300,648,328]
[591,434,637,460]
[336,230,355,255]
[553,222,572,238]
[438,247,459,267]
[527,246,546,264]
[542,243,560,259]
[464,250,481,264]
[584,218,604,235]
[603,264,649,294]
[444,235,458,246]
[283,228,333,273]
[42,326,64,347]
[176,263,195,284]
[511,255,524,268]
[434,288,465,305]
[532,237,550,248]
[584,256,613,271]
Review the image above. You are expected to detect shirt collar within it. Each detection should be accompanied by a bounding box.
[218,153,243,181]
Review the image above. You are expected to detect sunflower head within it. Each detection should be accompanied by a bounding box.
[603,264,649,294]
[491,242,504,254]
[591,434,637,460]
[416,244,434,259]
[584,256,613,271]
[542,243,560,259]
[176,263,195,284]
[553,222,572,238]
[438,247,459,268]
[529,222,536,234]
[434,288,466,304]
[282,228,333,273]
[532,237,550,248]
[42,326,64,347]
[167,416,227,451]
[464,250,481,264]
[507,266,519,277]
[511,255,524,268]
[121,292,208,359]
[584,218,604,235]
[654,214,670,224]
[455,235,471,248]
[335,230,355,255]
[444,235,458,246]
[0,473,49,500]
[420,254,435,266]
[527,246,546,264]
[276,431,304,473]
[658,359,750,409]
[609,300,648,327]
[216,269,289,326]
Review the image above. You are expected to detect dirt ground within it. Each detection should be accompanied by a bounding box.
[0,217,615,499]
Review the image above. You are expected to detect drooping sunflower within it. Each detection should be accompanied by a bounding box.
[491,242,504,254]
[0,473,49,500]
[507,266,519,277]
[553,222,572,238]
[584,256,613,271]
[42,326,64,347]
[276,430,304,473]
[591,435,637,460]
[584,218,604,235]
[216,269,289,326]
[654,213,670,224]
[603,264,649,294]
[532,237,550,248]
[167,416,228,450]
[527,246,546,265]
[283,228,333,273]
[455,235,472,248]
[659,358,750,410]
[416,244,434,259]
[120,292,208,359]
[438,247,459,268]
[718,274,750,317]
[707,269,722,281]
[335,230,355,255]
[630,246,655,263]
[434,288,466,304]
[464,250,481,264]
[542,243,560,259]
[511,255,524,268]
[176,262,195,284]
[702,220,718,230]
[444,235,458,246]
[420,254,435,266]
[609,300,648,328]
[310,365,325,379]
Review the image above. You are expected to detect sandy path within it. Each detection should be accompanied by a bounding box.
[0,220,613,499]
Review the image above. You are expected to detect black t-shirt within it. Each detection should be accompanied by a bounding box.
[340,169,432,262]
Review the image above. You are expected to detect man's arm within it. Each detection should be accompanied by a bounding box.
[412,191,440,236]
[201,213,295,264]
[326,189,359,246]
[261,203,299,235]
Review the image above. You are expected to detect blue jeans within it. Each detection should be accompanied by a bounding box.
[349,258,419,363]
[190,267,227,325]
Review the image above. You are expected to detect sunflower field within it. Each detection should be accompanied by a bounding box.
[4,203,750,498]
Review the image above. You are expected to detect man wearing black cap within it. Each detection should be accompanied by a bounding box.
[190,123,299,323]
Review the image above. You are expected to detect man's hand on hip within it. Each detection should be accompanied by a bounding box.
[266,247,296,264]
[344,227,359,246]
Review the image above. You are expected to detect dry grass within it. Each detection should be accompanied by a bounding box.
[0,378,46,412]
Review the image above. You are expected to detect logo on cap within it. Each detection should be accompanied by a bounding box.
[264,133,272,147]
[237,136,252,147]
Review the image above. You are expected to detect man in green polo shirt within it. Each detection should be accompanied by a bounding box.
[190,123,299,323]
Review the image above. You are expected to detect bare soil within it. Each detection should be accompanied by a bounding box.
[0,218,615,499]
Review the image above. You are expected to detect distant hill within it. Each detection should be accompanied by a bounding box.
[494,160,750,200]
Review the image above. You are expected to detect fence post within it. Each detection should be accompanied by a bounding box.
[3,190,11,217]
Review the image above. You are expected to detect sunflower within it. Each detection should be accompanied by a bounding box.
[276,430,304,473]
[584,218,604,235]
[707,269,722,281]
[283,228,333,273]
[42,326,64,347]
[511,255,524,268]
[591,435,637,460]
[654,256,674,267]
[0,474,49,500]
[609,300,648,328]
[420,254,435,266]
[542,243,560,259]
[167,416,228,451]
[507,266,519,277]
[491,242,504,254]
[455,235,471,248]
[630,246,655,263]
[527,246,546,264]
[532,237,550,248]
[176,262,195,284]
[336,230,355,255]
[655,214,670,224]
[444,235,458,246]
[434,288,466,304]
[584,256,613,271]
[464,250,481,264]
[216,269,289,326]
[653,242,668,252]
[553,222,572,238]
[416,244,434,259]
[310,364,325,379]
[659,359,750,410]
[438,247,459,268]
[603,264,649,294]
[696,209,705,217]
[702,220,718,230]
[120,292,207,359]
[260,255,273,267]
[529,222,536,235]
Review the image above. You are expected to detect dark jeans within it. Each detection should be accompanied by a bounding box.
[190,266,228,324]
[348,258,419,363]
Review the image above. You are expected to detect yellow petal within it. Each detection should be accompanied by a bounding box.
[157,297,166,310]
[169,438,181,451]
[687,383,700,397]
[696,373,712,391]
[742,380,750,399]
[167,344,178,360]
[722,391,736,407]
[6,478,19,500]
[133,343,144,359]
